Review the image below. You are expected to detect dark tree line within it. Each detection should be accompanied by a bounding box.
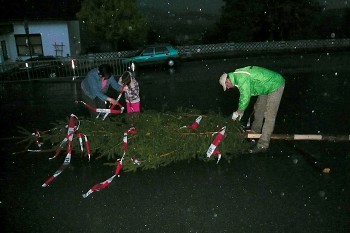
[78,0,349,51]
[77,0,149,52]
[1,0,349,51]
[203,0,350,43]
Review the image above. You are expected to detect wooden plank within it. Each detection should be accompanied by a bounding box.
[245,133,350,141]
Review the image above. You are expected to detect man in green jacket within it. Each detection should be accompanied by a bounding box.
[219,66,285,153]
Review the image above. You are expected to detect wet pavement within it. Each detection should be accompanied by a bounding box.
[1,51,349,233]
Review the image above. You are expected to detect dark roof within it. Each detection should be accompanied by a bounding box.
[0,0,82,21]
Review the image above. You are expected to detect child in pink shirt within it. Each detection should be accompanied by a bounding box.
[118,71,140,113]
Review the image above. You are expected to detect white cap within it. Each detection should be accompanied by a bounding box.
[219,73,228,91]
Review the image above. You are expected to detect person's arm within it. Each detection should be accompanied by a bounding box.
[231,76,251,121]
[102,76,124,105]
[87,71,109,101]
[237,78,251,112]
[128,79,140,99]
[109,75,123,92]
[133,79,140,96]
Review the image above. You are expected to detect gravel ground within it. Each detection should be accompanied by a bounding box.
[1,51,349,233]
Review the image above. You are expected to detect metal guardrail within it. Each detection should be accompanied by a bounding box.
[78,38,350,60]
[1,39,349,83]
[69,57,131,79]
[0,57,131,83]
[176,39,350,59]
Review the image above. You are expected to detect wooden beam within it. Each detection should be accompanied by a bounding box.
[284,141,331,174]
[245,133,350,141]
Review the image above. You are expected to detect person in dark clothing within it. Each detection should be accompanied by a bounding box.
[81,64,122,117]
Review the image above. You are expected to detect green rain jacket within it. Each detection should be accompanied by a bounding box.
[227,66,285,111]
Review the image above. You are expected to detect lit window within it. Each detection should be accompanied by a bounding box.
[15,34,43,56]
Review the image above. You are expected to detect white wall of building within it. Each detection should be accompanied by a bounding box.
[0,33,17,62]
[0,20,81,63]
[13,21,71,60]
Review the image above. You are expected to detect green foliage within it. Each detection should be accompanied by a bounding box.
[315,8,350,39]
[343,9,350,38]
[214,0,322,42]
[17,110,250,173]
[77,0,149,49]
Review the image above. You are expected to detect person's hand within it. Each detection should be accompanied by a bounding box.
[122,85,129,92]
[107,97,118,105]
[232,110,243,121]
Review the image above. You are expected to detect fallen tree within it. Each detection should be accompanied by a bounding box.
[16,109,249,172]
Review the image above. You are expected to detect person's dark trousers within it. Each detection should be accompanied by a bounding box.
[81,92,107,118]
[251,84,285,148]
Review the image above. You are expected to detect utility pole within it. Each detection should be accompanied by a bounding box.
[24,19,32,59]
[24,19,32,80]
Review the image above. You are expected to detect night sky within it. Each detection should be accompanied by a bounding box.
[138,0,223,14]
[0,0,348,21]
[321,0,349,8]
[139,0,348,12]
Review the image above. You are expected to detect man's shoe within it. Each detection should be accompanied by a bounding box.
[248,145,268,154]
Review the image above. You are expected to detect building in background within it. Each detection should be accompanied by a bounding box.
[0,20,81,63]
[0,0,82,64]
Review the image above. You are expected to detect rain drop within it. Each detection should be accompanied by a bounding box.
[319,191,326,197]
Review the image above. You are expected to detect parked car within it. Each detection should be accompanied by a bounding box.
[6,56,68,80]
[122,44,180,69]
